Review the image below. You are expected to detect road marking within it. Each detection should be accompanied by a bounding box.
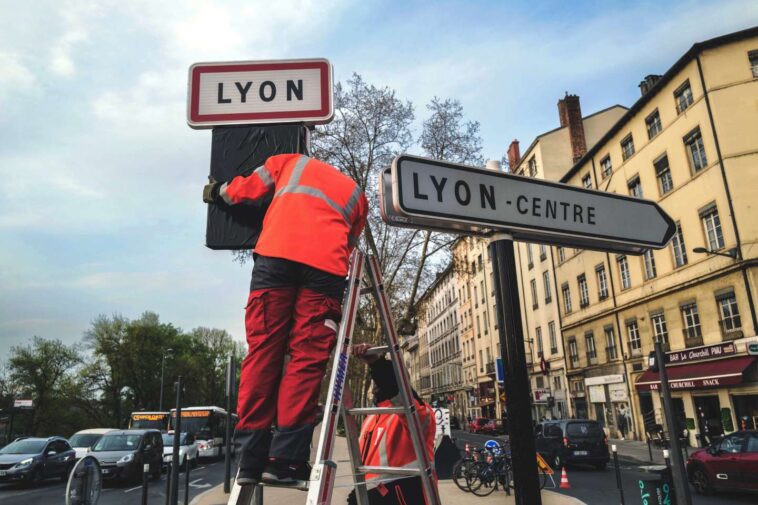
[189,479,212,489]
[124,485,142,493]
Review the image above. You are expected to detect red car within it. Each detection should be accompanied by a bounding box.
[686,430,758,495]
[469,418,496,434]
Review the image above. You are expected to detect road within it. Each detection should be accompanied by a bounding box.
[451,430,756,505]
[0,457,234,505]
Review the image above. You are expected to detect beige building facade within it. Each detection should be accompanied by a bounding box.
[552,28,758,444]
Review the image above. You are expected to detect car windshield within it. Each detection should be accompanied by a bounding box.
[162,434,188,446]
[566,422,603,437]
[69,434,103,448]
[0,440,47,454]
[92,434,142,452]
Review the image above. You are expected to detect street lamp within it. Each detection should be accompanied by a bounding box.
[159,348,174,411]
[692,246,738,259]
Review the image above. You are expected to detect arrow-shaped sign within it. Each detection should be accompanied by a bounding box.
[189,479,212,489]
[389,155,676,254]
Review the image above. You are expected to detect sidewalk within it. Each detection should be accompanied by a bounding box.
[609,437,684,465]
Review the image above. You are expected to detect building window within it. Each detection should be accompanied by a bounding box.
[699,204,725,251]
[484,311,489,335]
[476,315,481,338]
[479,350,483,372]
[617,255,632,289]
[684,127,708,172]
[527,244,534,269]
[605,326,618,360]
[578,274,589,307]
[674,80,694,114]
[646,109,662,139]
[671,222,688,267]
[528,156,538,177]
[539,244,547,261]
[582,173,592,189]
[585,332,597,361]
[557,247,565,263]
[536,326,543,356]
[627,175,643,198]
[543,271,552,303]
[655,154,673,195]
[600,155,612,178]
[530,279,538,309]
[626,319,641,354]
[643,249,657,280]
[562,283,572,314]
[681,302,702,341]
[553,376,561,391]
[750,50,758,78]
[596,264,609,299]
[621,134,635,161]
[548,321,558,354]
[480,280,485,303]
[568,338,579,366]
[651,312,668,344]
[471,260,476,274]
[717,291,742,333]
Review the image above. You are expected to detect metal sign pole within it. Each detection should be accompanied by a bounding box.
[170,376,183,505]
[489,234,541,505]
[654,341,692,505]
[224,355,235,493]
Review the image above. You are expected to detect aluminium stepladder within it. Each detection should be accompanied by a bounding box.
[227,251,441,505]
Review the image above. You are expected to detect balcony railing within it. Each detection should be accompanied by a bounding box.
[485,361,495,374]
[719,320,743,340]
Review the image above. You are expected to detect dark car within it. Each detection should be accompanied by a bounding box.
[686,430,758,495]
[0,436,75,486]
[535,419,609,470]
[90,429,163,484]
[469,417,496,434]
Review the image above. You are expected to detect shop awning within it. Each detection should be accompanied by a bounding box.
[635,356,755,391]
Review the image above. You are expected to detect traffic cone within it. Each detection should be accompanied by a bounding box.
[559,466,571,489]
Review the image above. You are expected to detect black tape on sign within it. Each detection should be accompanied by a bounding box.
[206,124,308,250]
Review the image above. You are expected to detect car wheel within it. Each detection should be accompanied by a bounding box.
[691,467,711,495]
[60,464,72,482]
[27,469,43,487]
[595,462,607,471]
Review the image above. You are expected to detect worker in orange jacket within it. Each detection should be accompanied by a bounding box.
[348,344,437,505]
[204,154,367,487]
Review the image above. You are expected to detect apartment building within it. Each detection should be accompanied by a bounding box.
[553,27,758,444]
[509,96,627,421]
[415,265,466,421]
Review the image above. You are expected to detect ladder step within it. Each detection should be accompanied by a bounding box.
[358,466,421,476]
[347,406,406,415]
[363,345,389,357]
[360,287,373,296]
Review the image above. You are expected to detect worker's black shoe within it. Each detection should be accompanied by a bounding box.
[261,459,311,489]
[235,469,260,487]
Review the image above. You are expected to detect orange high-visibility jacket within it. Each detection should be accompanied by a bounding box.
[358,395,436,484]
[220,154,368,277]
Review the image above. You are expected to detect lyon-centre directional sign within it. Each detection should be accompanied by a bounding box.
[389,155,676,254]
[187,58,333,128]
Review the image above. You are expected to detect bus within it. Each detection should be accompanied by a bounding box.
[169,406,237,459]
[129,411,169,431]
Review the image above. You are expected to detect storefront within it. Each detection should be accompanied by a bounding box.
[634,341,757,447]
[585,374,634,439]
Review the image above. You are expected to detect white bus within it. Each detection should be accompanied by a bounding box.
[169,406,237,459]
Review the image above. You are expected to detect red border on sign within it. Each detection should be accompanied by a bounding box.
[189,61,331,123]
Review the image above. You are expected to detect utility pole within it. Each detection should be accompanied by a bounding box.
[159,348,174,411]
[224,354,235,493]
[654,340,692,505]
[170,376,183,505]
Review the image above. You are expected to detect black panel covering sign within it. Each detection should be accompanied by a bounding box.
[206,124,308,249]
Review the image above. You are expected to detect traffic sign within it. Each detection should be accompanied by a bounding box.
[390,155,676,254]
[187,58,333,128]
[484,439,503,455]
[748,342,758,356]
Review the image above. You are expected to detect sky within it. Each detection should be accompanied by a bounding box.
[1,0,757,357]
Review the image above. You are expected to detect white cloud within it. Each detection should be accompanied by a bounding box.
[0,51,36,91]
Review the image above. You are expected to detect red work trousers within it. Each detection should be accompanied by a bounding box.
[236,255,344,462]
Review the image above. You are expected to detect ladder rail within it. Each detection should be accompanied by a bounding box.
[340,387,371,505]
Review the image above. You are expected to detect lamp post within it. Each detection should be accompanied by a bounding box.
[159,349,174,411]
[692,246,738,259]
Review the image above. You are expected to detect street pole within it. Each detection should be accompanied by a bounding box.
[159,354,166,412]
[489,234,541,505]
[224,354,235,494]
[142,463,149,505]
[654,340,692,505]
[611,445,625,505]
[170,376,183,505]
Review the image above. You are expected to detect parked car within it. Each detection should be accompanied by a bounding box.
[469,417,496,434]
[0,436,75,486]
[69,429,118,459]
[534,419,609,470]
[686,430,758,495]
[162,432,198,469]
[90,429,163,484]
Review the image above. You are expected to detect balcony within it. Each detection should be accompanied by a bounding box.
[683,329,703,348]
[719,320,743,340]
[485,361,496,374]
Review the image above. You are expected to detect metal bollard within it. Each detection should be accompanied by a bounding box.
[647,438,653,462]
[184,456,191,505]
[142,463,150,505]
[612,445,625,505]
[663,449,671,469]
[164,463,172,505]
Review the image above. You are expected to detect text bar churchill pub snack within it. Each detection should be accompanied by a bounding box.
[187,58,333,128]
[389,155,676,254]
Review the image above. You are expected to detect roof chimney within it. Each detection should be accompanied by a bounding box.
[557,93,587,163]
[638,74,662,96]
[507,140,520,170]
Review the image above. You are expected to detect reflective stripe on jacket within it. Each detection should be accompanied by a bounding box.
[220,154,368,276]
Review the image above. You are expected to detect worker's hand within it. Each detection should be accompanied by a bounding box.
[203,176,223,203]
[352,343,379,364]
